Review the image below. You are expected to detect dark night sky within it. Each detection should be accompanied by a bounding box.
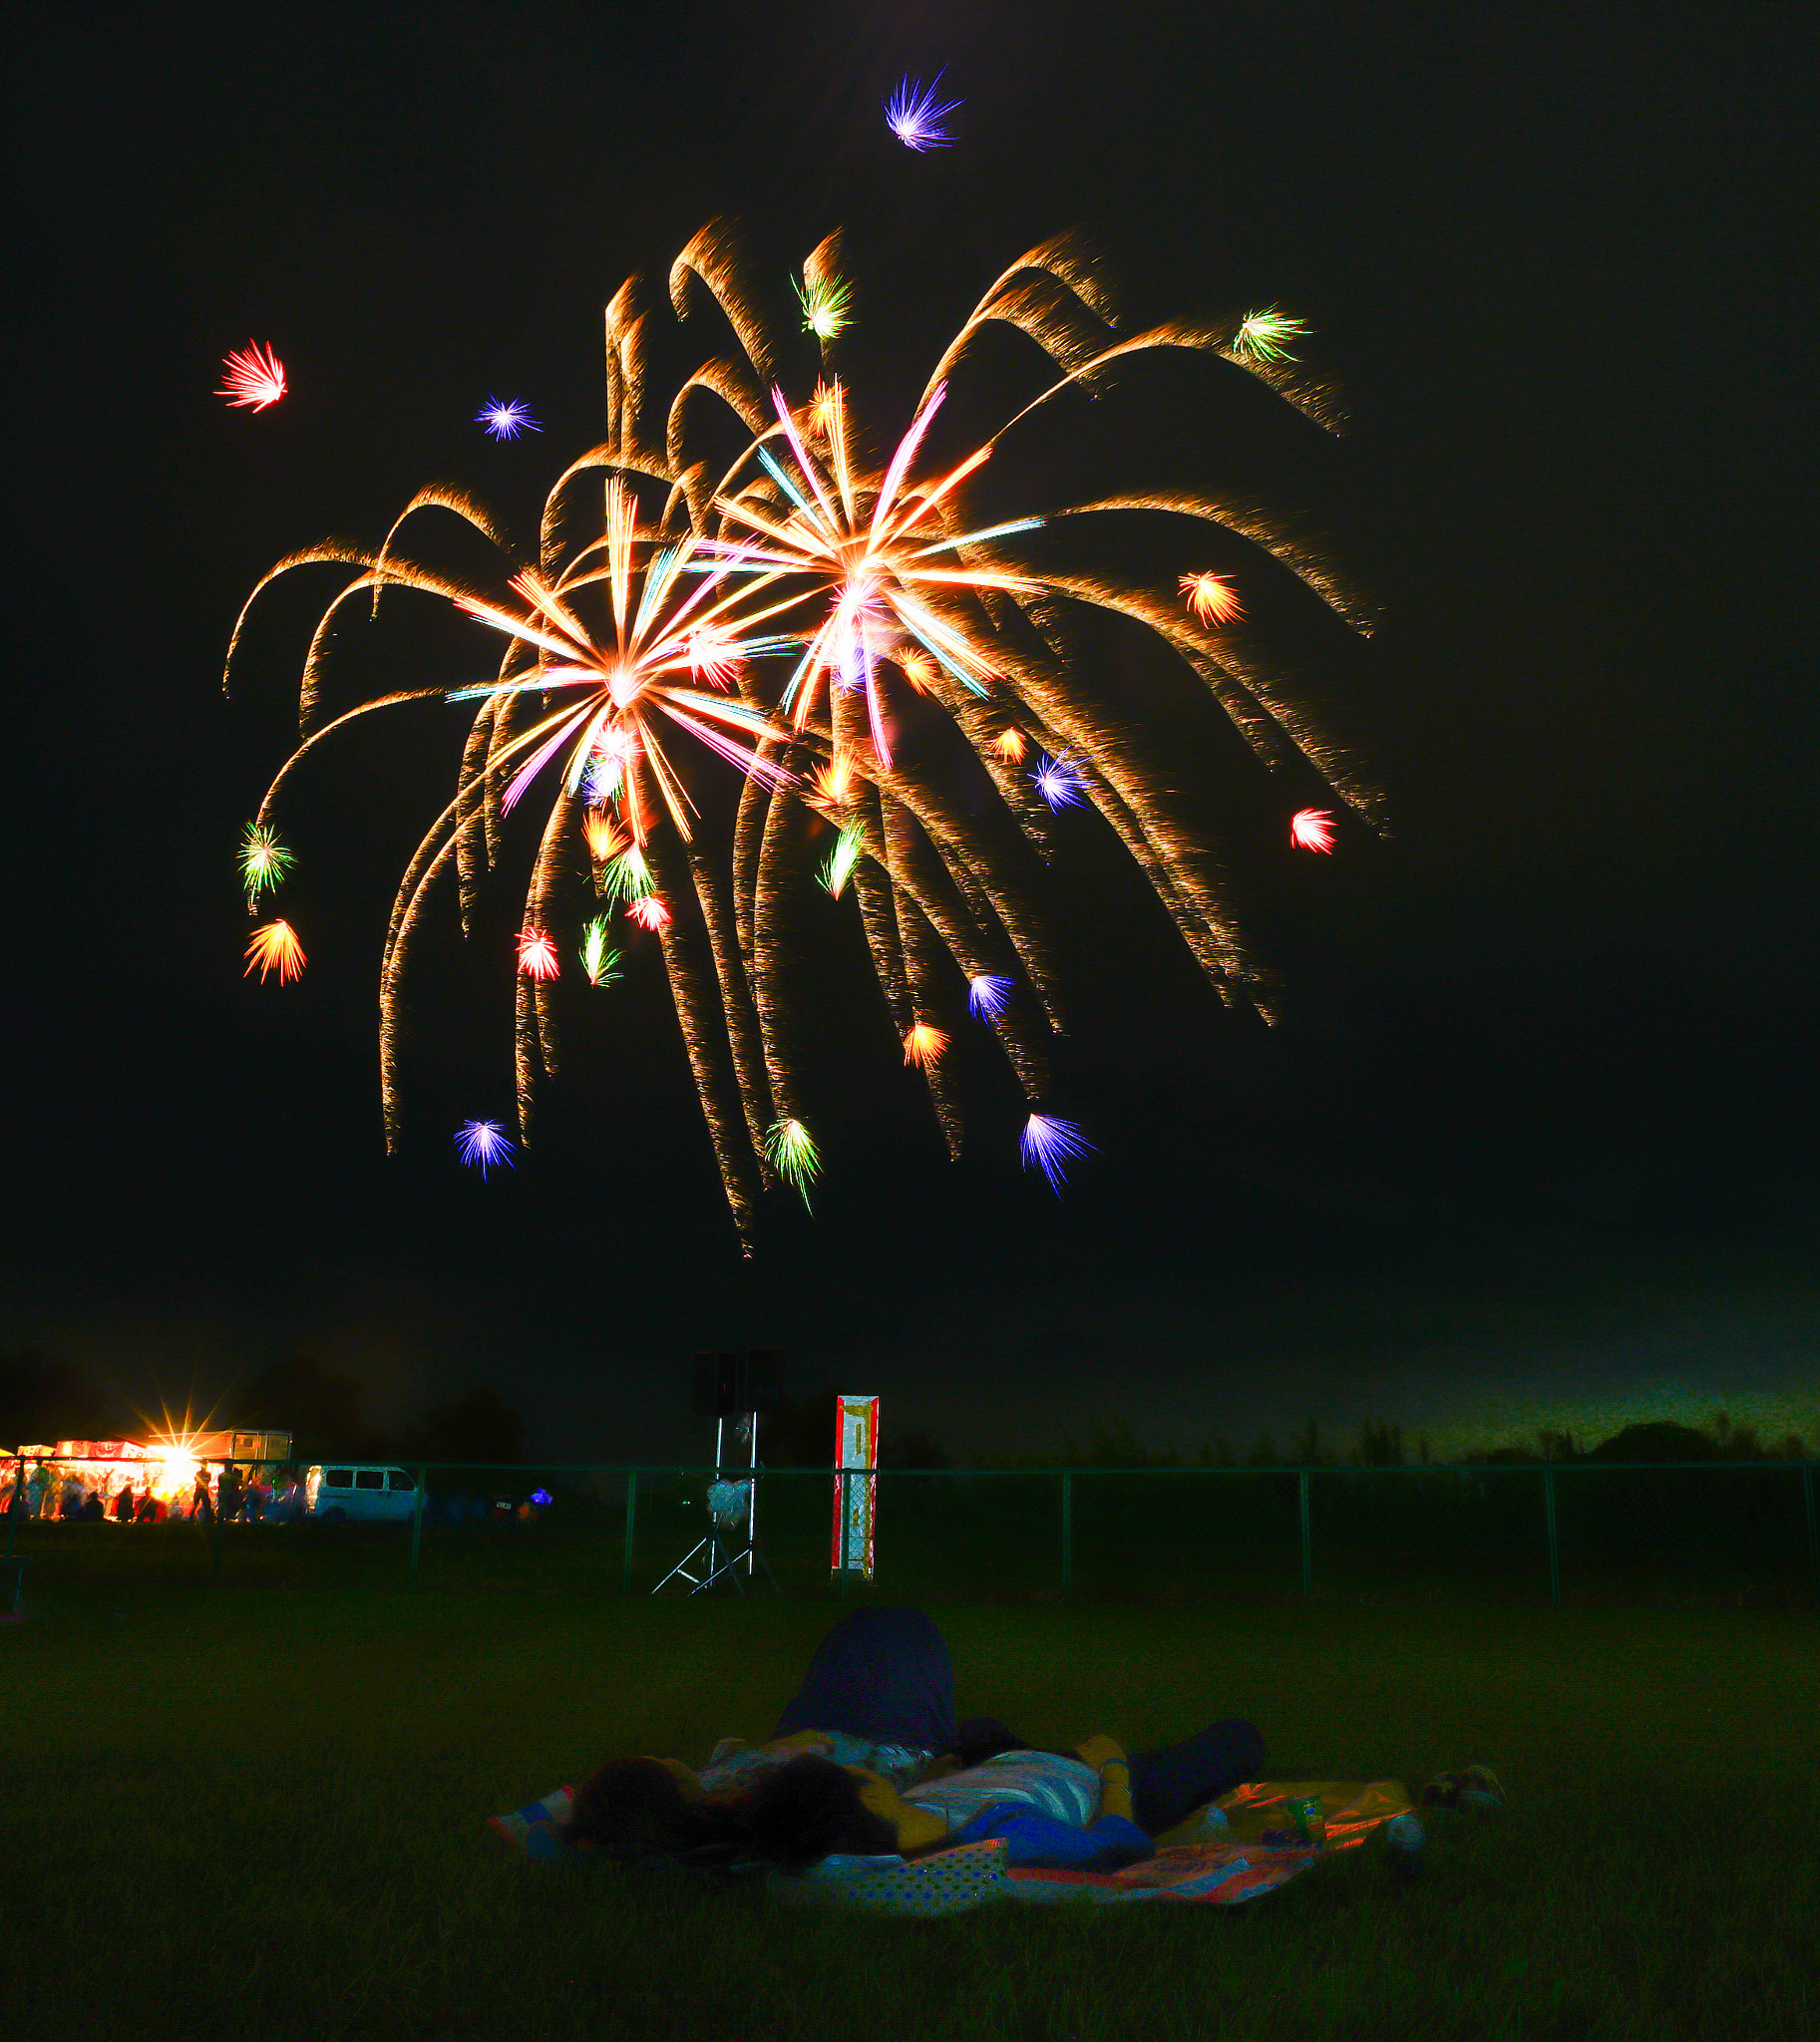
[6,2,1816,1460]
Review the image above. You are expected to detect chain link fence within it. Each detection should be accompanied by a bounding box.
[7,1453,1818,1608]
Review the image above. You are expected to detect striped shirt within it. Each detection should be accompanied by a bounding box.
[901,1751,1101,1835]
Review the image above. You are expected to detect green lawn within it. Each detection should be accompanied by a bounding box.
[5,1540,1816,2040]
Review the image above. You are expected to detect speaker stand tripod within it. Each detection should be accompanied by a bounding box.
[651,1412,781,1596]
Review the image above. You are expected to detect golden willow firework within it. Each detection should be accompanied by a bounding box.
[227,222,1379,1249]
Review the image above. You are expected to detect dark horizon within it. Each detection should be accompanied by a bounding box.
[6,2,1815,1467]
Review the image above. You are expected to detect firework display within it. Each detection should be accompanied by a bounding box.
[227,223,1376,1247]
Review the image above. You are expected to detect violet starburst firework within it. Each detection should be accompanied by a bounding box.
[885,72,962,150]
[1032,753,1086,810]
[477,397,542,440]
[455,1120,516,1180]
[1020,1113,1094,1192]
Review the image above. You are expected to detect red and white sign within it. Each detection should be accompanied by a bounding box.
[831,1394,879,1577]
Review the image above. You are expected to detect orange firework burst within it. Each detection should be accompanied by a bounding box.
[903,1023,949,1069]
[244,919,305,982]
[581,810,627,864]
[1180,572,1243,625]
[896,646,937,694]
[517,929,560,978]
[989,725,1028,763]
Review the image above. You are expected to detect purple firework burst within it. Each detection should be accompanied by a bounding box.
[455,1119,517,1180]
[476,396,542,441]
[885,72,962,151]
[967,974,1013,1021]
[1032,752,1086,810]
[1020,1113,1094,1193]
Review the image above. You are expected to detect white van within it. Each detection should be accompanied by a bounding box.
[303,1465,421,1524]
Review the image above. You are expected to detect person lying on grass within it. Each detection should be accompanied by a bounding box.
[559,1607,1264,1873]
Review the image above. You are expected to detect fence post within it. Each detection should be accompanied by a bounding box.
[1060,1470,1072,1593]
[1544,1467,1562,1609]
[4,1459,21,1560]
[621,1470,638,1595]
[1298,1470,1312,1594]
[838,1468,851,1596]
[210,1467,227,1579]
[1803,1462,1818,1606]
[409,1470,426,1581]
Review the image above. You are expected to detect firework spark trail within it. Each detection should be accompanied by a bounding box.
[647,828,763,1242]
[684,840,777,1188]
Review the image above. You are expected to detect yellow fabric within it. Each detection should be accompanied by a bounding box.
[1073,1737,1132,1822]
[845,1769,951,1853]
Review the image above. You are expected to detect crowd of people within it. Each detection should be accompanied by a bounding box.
[5,1460,309,1526]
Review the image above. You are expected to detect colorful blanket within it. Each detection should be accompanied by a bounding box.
[489,1778,1413,1911]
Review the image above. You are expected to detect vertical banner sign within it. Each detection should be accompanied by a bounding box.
[831,1395,880,1577]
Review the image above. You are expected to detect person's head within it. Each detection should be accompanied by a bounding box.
[561,1758,722,1859]
[741,1757,901,1872]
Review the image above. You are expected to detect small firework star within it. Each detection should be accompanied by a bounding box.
[216,342,286,410]
[476,397,542,440]
[238,824,293,901]
[885,72,961,150]
[1180,572,1244,625]
[1290,808,1337,851]
[455,1120,516,1180]
[1020,1113,1094,1192]
[244,920,305,983]
[1232,310,1309,363]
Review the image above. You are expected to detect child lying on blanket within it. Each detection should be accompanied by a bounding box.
[560,1734,1150,1872]
[559,1607,1264,1872]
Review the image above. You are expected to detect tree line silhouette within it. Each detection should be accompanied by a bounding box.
[2,1351,1807,1470]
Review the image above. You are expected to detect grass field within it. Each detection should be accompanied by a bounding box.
[4,1533,1816,2040]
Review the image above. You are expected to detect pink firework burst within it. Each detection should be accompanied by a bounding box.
[216,341,286,411]
[516,928,560,978]
[1289,808,1337,852]
[627,894,670,931]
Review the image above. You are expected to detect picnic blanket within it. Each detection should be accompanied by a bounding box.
[490,1778,1413,1912]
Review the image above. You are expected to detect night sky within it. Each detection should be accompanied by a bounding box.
[8,2,1816,1462]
